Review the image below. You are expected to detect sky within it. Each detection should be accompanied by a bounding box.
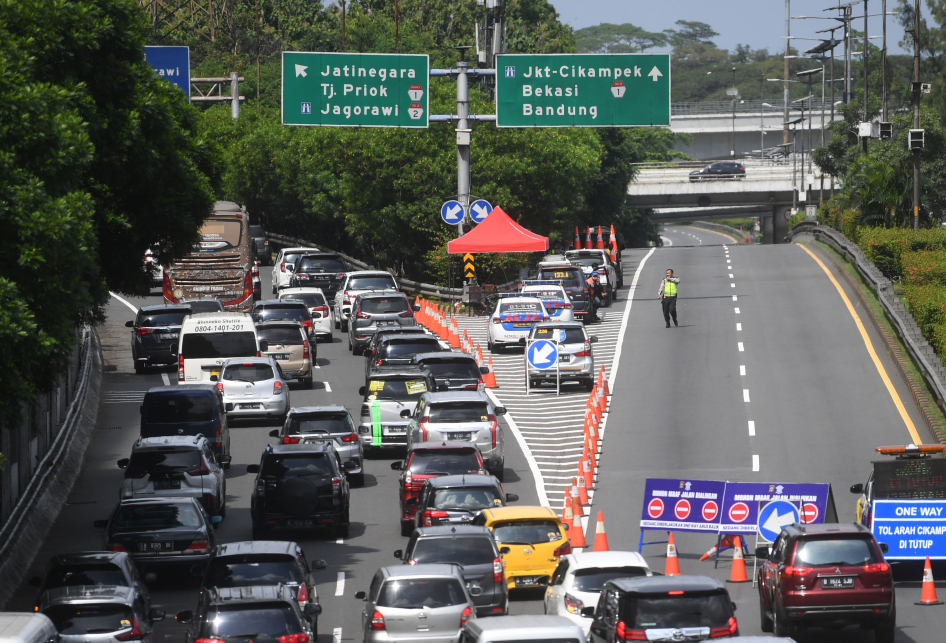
[547,0,912,55]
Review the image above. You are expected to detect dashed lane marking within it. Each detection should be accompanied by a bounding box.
[740,365,746,376]
[743,389,750,403]
[736,323,742,331]
[734,307,740,314]
[748,421,756,436]
[752,455,760,471]
[738,342,744,352]
[161,372,170,386]
[335,572,345,596]
[333,627,342,643]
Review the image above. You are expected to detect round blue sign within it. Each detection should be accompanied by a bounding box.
[469,199,493,223]
[527,340,558,370]
[441,200,463,225]
[758,500,800,542]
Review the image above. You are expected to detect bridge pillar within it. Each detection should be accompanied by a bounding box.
[762,213,774,244]
[773,206,791,243]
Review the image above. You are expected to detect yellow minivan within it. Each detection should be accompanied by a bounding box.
[473,506,570,591]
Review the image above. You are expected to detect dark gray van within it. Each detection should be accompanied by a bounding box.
[139,385,230,459]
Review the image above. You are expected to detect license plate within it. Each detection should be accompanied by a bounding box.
[385,426,407,433]
[377,321,397,327]
[559,354,569,362]
[159,333,179,340]
[138,542,174,552]
[513,322,531,328]
[448,432,472,441]
[514,576,539,586]
[286,519,315,528]
[270,353,291,360]
[210,370,220,379]
[821,576,855,589]
[240,403,261,409]
[154,480,181,489]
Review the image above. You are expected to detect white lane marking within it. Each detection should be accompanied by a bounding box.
[323,381,332,392]
[738,342,745,351]
[333,628,342,643]
[660,236,673,246]
[748,421,756,436]
[733,295,738,301]
[161,372,170,386]
[736,323,742,331]
[729,273,734,278]
[731,283,736,288]
[336,538,343,544]
[727,259,731,263]
[734,307,740,314]
[110,292,138,314]
[740,365,746,376]
[752,455,760,471]
[743,389,750,403]
[486,389,547,507]
[335,572,345,596]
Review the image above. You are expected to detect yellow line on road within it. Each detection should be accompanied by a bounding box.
[798,244,922,445]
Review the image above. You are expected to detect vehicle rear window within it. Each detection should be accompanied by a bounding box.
[499,302,543,315]
[428,402,490,423]
[793,538,877,567]
[45,565,127,590]
[410,537,496,566]
[621,591,733,629]
[182,332,257,359]
[366,378,428,400]
[249,226,265,237]
[254,306,311,323]
[532,327,586,343]
[523,288,566,300]
[297,258,345,272]
[407,449,481,475]
[145,394,214,424]
[205,555,304,587]
[566,255,602,267]
[128,449,201,474]
[224,363,275,383]
[113,503,203,532]
[200,220,243,247]
[262,454,334,478]
[283,253,305,266]
[350,276,398,291]
[44,604,134,635]
[286,413,353,435]
[258,327,304,346]
[572,567,648,592]
[432,487,501,511]
[138,312,190,327]
[384,340,441,357]
[200,604,303,638]
[279,293,326,308]
[184,301,224,314]
[420,360,480,380]
[376,578,467,609]
[491,520,562,544]
[361,297,409,314]
[537,268,582,287]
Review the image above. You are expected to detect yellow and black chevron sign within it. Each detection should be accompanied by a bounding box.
[463,253,476,280]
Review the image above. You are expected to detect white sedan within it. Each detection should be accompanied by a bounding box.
[486,295,549,352]
[217,357,290,422]
[544,551,652,635]
[278,287,334,340]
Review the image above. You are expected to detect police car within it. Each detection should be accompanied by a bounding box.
[850,443,946,528]
[487,295,550,353]
[520,280,574,323]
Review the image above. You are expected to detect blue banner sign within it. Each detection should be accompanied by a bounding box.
[872,499,946,560]
[144,46,190,96]
[639,478,727,533]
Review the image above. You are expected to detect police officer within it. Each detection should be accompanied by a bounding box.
[657,269,680,328]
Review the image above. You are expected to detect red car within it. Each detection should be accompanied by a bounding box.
[756,522,894,642]
[390,442,486,536]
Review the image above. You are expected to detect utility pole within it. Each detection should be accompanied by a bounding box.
[255,0,260,115]
[760,74,766,157]
[456,49,471,237]
[913,0,921,230]
[731,67,737,158]
[395,0,399,53]
[882,0,888,122]
[863,0,869,153]
[844,4,852,103]
[784,0,791,146]
[341,0,347,52]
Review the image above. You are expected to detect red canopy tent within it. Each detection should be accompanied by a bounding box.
[447,206,549,254]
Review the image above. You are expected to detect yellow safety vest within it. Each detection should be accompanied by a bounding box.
[663,279,677,297]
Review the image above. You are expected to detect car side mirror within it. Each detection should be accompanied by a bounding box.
[506,493,519,502]
[850,483,864,494]
[731,602,737,613]
[393,549,403,559]
[480,366,490,374]
[29,576,42,587]
[304,604,322,617]
[580,607,595,618]
[93,520,109,528]
[210,374,218,382]
[342,461,357,471]
[400,409,411,418]
[269,429,279,438]
[590,336,598,343]
[220,455,232,468]
[176,611,193,624]
[405,497,418,506]
[755,546,771,560]
[494,407,506,416]
[390,462,403,471]
[247,464,260,473]
[259,340,269,352]
[311,559,327,571]
[412,305,421,312]
[359,386,366,396]
[149,609,166,622]
[117,458,129,469]
[212,515,223,526]
[500,547,510,555]
[355,591,367,601]
[125,320,134,328]
[879,542,889,554]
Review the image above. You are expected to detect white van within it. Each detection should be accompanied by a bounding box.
[177,312,261,382]
[0,613,58,643]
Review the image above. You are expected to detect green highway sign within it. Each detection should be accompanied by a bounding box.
[496,53,670,128]
[282,52,429,128]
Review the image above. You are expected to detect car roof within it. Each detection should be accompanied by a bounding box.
[279,287,326,295]
[382,564,463,579]
[356,290,405,300]
[182,312,250,322]
[145,384,217,395]
[206,585,295,605]
[382,335,439,343]
[41,585,134,606]
[463,615,583,636]
[223,356,277,366]
[496,296,544,304]
[479,506,560,522]
[567,551,649,570]
[426,474,501,490]
[255,320,305,329]
[134,435,205,450]
[118,496,200,507]
[298,253,342,259]
[267,442,335,455]
[414,525,493,538]
[784,522,871,537]
[139,304,192,313]
[608,575,726,594]
[366,366,432,378]
[347,270,395,278]
[410,441,480,453]
[422,391,489,403]
[280,247,320,254]
[532,321,584,329]
[214,201,243,213]
[255,300,307,308]
[215,541,299,558]
[288,405,349,416]
[48,552,126,567]
[413,352,476,363]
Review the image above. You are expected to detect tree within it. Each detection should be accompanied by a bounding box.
[664,20,719,50]
[574,23,668,53]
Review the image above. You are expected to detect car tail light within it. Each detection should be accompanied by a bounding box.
[163,273,176,303]
[398,311,414,318]
[491,317,502,324]
[278,634,309,643]
[280,263,287,273]
[296,273,308,279]
[116,616,145,641]
[296,582,308,605]
[216,382,223,393]
[553,540,572,557]
[214,422,222,447]
[783,566,812,578]
[312,305,329,316]
[422,510,449,526]
[303,340,310,360]
[178,354,185,382]
[336,272,345,279]
[477,378,485,392]
[420,419,428,441]
[864,562,891,574]
[252,263,260,276]
[564,593,584,614]
[256,478,266,496]
[370,611,385,631]
[405,469,413,485]
[188,459,211,476]
[196,639,226,643]
[186,540,210,553]
[340,432,359,443]
[274,380,283,396]
[106,543,126,552]
[135,327,156,335]
[282,436,301,444]
[460,606,472,627]
[709,616,738,638]
[489,414,498,448]
[332,477,341,495]
[301,319,313,331]
[361,406,370,418]
[493,557,505,584]
[356,310,370,319]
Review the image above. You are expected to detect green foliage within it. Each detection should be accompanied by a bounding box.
[903,251,946,286]
[664,21,718,49]
[904,283,946,337]
[574,23,667,53]
[858,227,946,279]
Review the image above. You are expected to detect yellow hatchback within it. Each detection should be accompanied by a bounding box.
[473,505,570,591]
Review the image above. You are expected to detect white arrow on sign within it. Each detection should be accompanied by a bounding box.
[445,204,463,222]
[471,203,490,219]
[295,64,308,78]
[762,509,798,536]
[532,343,554,365]
[648,66,663,82]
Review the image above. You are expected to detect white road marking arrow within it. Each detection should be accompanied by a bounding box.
[295,64,308,78]
[471,203,489,219]
[532,343,554,365]
[648,67,663,82]
[445,204,463,221]
[762,509,797,535]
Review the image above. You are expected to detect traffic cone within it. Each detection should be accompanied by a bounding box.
[484,357,498,388]
[916,556,944,605]
[574,227,581,250]
[596,226,605,249]
[665,533,681,576]
[585,227,593,249]
[700,536,734,562]
[726,536,750,583]
[585,438,597,469]
[450,318,461,348]
[602,368,610,398]
[587,418,599,450]
[570,485,584,518]
[609,225,618,263]
[581,457,593,489]
[598,385,607,414]
[561,491,574,530]
[569,512,588,548]
[477,344,485,366]
[593,511,610,551]
[575,475,589,505]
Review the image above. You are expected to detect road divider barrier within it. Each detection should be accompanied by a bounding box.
[916,556,944,606]
[726,536,750,583]
[594,511,610,551]
[665,532,681,576]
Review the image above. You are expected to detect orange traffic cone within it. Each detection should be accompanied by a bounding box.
[590,415,600,450]
[602,373,610,398]
[726,536,750,583]
[569,511,587,548]
[597,385,607,414]
[585,438,597,469]
[561,491,574,530]
[449,318,461,348]
[570,485,584,518]
[585,227,593,249]
[700,536,734,562]
[916,556,944,605]
[580,457,593,489]
[574,227,581,250]
[596,225,605,249]
[593,511,610,551]
[575,475,589,505]
[484,357,498,388]
[477,344,485,365]
[665,533,681,576]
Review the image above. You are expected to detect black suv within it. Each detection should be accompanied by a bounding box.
[689,161,746,182]
[177,585,319,643]
[252,300,315,339]
[127,304,193,373]
[535,264,592,321]
[365,333,444,379]
[586,576,738,642]
[395,525,508,616]
[248,443,354,539]
[249,224,272,265]
[411,352,489,392]
[289,253,348,296]
[414,474,518,529]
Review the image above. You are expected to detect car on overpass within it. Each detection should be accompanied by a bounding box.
[689,161,746,182]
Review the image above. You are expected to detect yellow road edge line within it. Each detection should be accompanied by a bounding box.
[798,244,923,445]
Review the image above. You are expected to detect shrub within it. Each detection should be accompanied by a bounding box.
[904,284,946,341]
[858,228,946,280]
[839,208,860,243]
[903,251,946,286]
[931,322,946,362]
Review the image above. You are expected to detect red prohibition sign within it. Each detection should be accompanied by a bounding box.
[647,498,665,519]
[702,500,719,522]
[728,501,750,523]
[801,502,819,523]
[674,499,691,520]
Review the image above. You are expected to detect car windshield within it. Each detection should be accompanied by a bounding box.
[206,555,304,587]
[622,592,732,629]
[224,364,275,383]
[410,537,496,566]
[523,289,566,300]
[297,258,345,273]
[366,378,428,401]
[428,403,489,423]
[491,520,562,545]
[184,301,224,314]
[201,604,302,638]
[279,293,326,308]
[432,488,501,511]
[128,449,201,474]
[282,253,306,266]
[286,413,352,435]
[794,538,877,567]
[145,394,214,423]
[499,302,543,315]
[537,268,583,288]
[572,567,648,592]
[384,340,441,357]
[361,297,409,314]
[258,328,304,346]
[376,578,467,609]
[112,503,203,532]
[261,454,333,478]
[200,220,243,247]
[421,361,480,380]
[565,255,602,267]
[182,332,257,359]
[249,226,265,237]
[45,565,127,589]
[407,450,481,475]
[44,604,134,635]
[254,306,310,323]
[137,312,189,327]
[531,327,586,343]
[350,276,398,290]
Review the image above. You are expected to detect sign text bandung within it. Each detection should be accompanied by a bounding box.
[872,499,946,560]
[282,52,429,128]
[496,53,670,128]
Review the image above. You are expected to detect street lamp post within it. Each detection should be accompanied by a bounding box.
[913,0,921,230]
[731,67,738,158]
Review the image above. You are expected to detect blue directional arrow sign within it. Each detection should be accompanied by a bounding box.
[469,199,493,223]
[527,340,558,371]
[758,500,800,542]
[441,200,464,225]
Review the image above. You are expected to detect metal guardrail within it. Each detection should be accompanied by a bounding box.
[672,98,834,116]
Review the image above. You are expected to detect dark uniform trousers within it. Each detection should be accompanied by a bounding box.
[661,296,677,324]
